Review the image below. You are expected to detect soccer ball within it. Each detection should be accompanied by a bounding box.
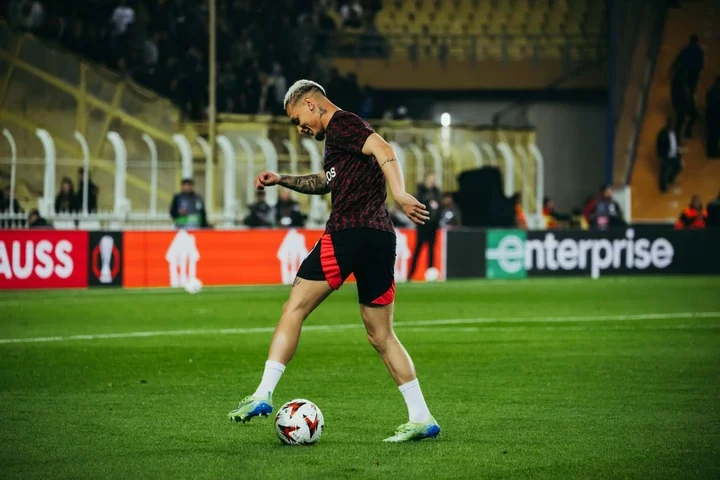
[274,399,324,446]
[424,267,440,282]
[184,277,203,294]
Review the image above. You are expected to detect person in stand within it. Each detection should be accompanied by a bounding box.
[673,34,704,98]
[674,194,706,230]
[55,177,79,214]
[512,192,527,229]
[275,188,305,228]
[582,194,597,227]
[705,190,720,227]
[542,197,570,229]
[76,167,99,213]
[169,178,209,229]
[28,209,51,229]
[244,190,273,227]
[439,192,461,228]
[657,117,682,192]
[671,68,699,140]
[706,76,720,158]
[590,185,626,230]
[407,171,441,280]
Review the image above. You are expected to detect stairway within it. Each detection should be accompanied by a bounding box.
[631,0,720,221]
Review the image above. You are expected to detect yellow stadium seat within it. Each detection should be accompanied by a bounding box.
[376,0,606,63]
[565,20,582,36]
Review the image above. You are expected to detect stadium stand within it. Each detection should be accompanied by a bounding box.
[334,0,607,90]
[0,0,597,228]
[631,0,720,221]
[373,0,606,62]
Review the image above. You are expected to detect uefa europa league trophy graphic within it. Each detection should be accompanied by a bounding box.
[99,235,115,283]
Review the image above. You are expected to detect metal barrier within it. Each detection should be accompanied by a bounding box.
[1,124,545,230]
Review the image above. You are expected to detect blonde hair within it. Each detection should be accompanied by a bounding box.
[283,79,327,110]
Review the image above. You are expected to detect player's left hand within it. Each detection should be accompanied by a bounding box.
[254,171,281,190]
[394,192,430,225]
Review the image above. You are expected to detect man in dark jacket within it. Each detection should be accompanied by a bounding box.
[28,209,52,229]
[590,185,626,230]
[169,178,209,229]
[274,188,305,228]
[408,172,441,279]
[671,69,698,139]
[706,190,720,227]
[674,34,704,97]
[657,117,682,192]
[76,168,99,213]
[706,76,720,158]
[244,190,273,227]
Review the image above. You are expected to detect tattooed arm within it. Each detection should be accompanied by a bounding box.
[279,173,330,195]
[254,171,329,195]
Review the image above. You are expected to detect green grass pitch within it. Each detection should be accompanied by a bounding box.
[1,277,719,479]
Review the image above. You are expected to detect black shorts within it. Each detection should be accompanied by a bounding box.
[297,227,396,305]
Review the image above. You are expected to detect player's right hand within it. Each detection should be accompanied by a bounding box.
[394,192,430,225]
[254,171,281,190]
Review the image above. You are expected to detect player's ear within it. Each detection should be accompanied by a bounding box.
[305,97,313,111]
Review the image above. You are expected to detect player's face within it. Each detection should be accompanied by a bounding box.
[287,100,326,141]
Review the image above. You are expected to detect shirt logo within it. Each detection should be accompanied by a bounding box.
[325,167,337,183]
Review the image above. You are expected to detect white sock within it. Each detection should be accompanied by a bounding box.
[399,378,431,423]
[252,360,286,398]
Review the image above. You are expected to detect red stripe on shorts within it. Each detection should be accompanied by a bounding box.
[371,280,396,305]
[320,234,343,290]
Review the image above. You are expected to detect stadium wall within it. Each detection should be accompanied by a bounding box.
[429,101,606,211]
[2,227,718,291]
[0,228,444,290]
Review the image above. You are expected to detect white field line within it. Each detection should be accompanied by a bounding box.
[0,312,718,345]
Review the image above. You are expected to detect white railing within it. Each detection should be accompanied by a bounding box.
[0,128,545,230]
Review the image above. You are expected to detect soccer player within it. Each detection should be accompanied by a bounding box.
[229,80,440,442]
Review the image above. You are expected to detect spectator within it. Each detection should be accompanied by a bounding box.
[359,86,374,119]
[142,30,160,68]
[673,34,704,98]
[512,192,527,229]
[28,209,51,228]
[15,0,45,31]
[340,1,363,28]
[542,197,570,229]
[110,0,135,40]
[275,189,305,227]
[55,177,79,214]
[408,172,441,279]
[582,194,596,226]
[674,194,706,230]
[1,186,22,214]
[671,68,698,140]
[76,168,99,213]
[270,63,287,114]
[439,192,461,228]
[169,178,208,229]
[706,190,720,227]
[590,185,625,230]
[571,207,589,230]
[244,190,274,228]
[656,117,682,193]
[706,76,720,158]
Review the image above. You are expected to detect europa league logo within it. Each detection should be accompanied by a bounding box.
[99,236,114,283]
[92,235,120,284]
